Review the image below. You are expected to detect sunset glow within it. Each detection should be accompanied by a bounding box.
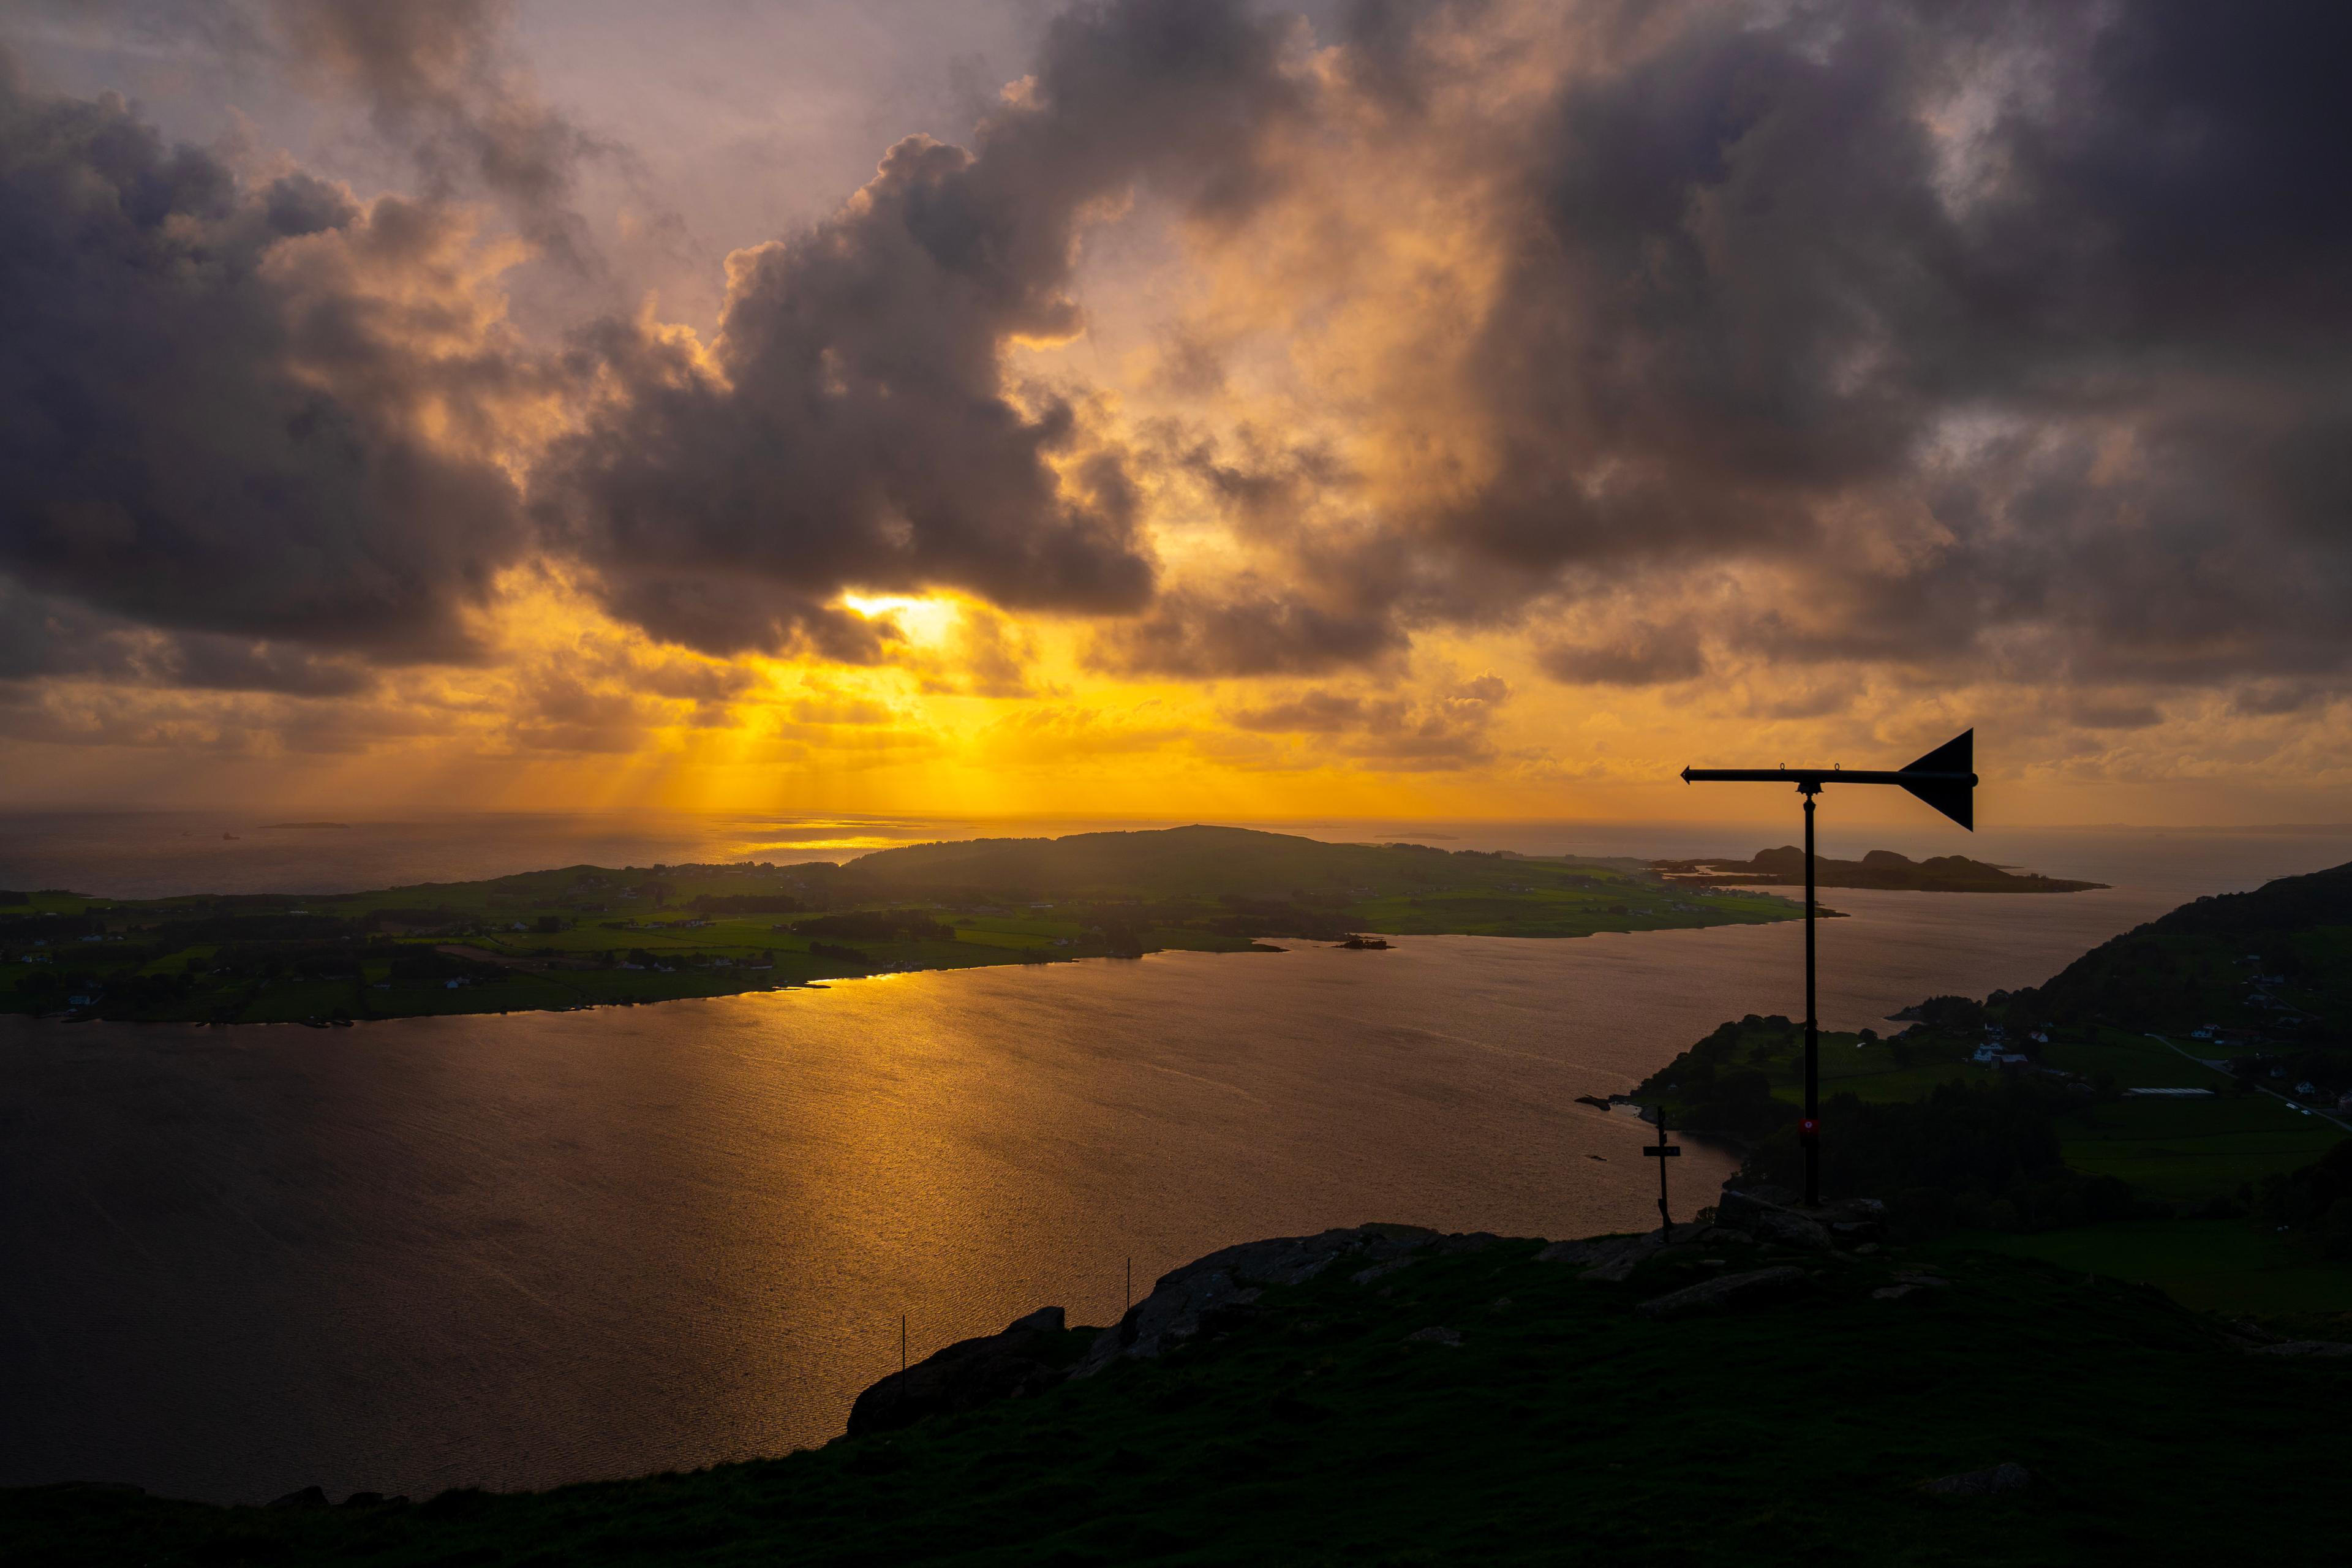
[1,1,2345,826]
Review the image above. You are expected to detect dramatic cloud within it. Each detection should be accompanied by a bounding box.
[535,0,1302,657]
[0,55,545,664]
[1538,622,1707,688]
[2,0,2349,814]
[1119,0,2352,698]
[1227,674,1512,771]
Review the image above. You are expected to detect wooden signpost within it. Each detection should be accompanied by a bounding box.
[1643,1110,1681,1237]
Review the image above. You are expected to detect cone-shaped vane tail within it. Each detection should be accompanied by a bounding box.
[1896,728,1977,831]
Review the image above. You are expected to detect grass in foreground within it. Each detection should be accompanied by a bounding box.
[6,1237,2347,1567]
[1932,1219,2352,1329]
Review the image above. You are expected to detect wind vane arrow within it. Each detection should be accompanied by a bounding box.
[1674,729,1980,1207]
[1679,728,1978,829]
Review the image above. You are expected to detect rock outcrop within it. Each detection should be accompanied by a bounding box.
[1715,1188,1887,1250]
[1076,1224,1451,1378]
[843,1206,1887,1438]
[846,1306,1080,1437]
[1536,1224,1755,1282]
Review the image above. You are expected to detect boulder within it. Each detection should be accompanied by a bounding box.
[1714,1189,1841,1251]
[1078,1226,1433,1378]
[1540,1224,1753,1283]
[1634,1265,1806,1320]
[1539,1229,1675,1281]
[847,1306,1079,1436]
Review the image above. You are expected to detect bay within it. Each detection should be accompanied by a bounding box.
[1,821,2346,1503]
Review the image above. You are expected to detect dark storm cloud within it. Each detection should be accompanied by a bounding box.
[1500,0,2352,689]
[536,0,1303,657]
[1127,0,2352,695]
[1537,623,1706,688]
[7,0,2350,726]
[0,57,532,664]
[1099,582,1406,677]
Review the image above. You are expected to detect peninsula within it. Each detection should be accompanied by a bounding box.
[1651,845,2105,892]
[0,826,1801,1026]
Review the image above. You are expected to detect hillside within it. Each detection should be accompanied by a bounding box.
[2022,860,2352,1041]
[845,824,1621,901]
[1633,859,2352,1302]
[9,1225,2346,1566]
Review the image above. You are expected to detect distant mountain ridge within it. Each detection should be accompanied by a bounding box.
[846,824,1569,900]
[1651,846,2105,893]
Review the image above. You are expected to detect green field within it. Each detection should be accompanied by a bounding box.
[1932,1219,2352,1326]
[9,1235,2346,1566]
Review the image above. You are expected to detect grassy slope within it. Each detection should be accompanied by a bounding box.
[1633,860,2352,1317]
[7,1237,2346,1567]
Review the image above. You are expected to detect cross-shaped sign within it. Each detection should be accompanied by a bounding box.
[1642,1109,1681,1237]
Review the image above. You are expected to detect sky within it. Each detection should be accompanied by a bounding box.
[0,0,2346,829]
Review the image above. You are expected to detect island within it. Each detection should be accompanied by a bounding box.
[0,825,1804,1025]
[1650,845,2106,892]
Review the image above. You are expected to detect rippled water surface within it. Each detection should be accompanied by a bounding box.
[2,820,2346,1502]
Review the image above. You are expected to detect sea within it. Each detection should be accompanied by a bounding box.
[2,812,2346,1504]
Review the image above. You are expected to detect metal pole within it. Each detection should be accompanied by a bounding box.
[1803,788,1819,1207]
[1656,1110,1672,1237]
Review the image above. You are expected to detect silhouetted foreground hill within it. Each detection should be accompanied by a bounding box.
[8,1224,2346,1566]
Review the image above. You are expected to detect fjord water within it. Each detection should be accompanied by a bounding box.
[1,821,2346,1504]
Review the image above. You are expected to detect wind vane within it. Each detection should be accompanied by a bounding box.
[1678,729,1977,1207]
